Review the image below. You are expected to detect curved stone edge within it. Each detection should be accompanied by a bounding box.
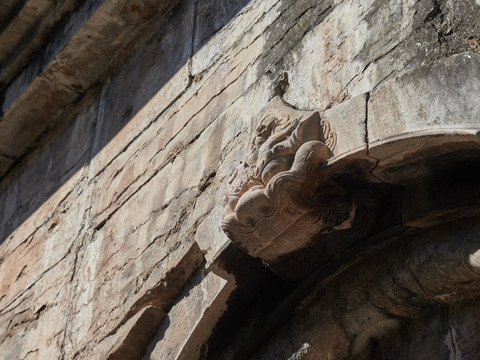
[252,218,480,360]
[221,51,480,274]
[368,52,480,149]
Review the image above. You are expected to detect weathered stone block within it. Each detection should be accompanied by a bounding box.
[105,306,167,360]
[65,227,203,358]
[191,0,281,77]
[0,182,88,310]
[368,52,480,149]
[145,270,234,360]
[195,204,230,266]
[0,251,74,360]
[91,69,272,229]
[322,93,367,158]
[90,0,194,176]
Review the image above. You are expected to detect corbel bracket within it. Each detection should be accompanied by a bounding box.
[222,97,344,264]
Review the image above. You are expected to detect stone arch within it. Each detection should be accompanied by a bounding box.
[210,52,480,359]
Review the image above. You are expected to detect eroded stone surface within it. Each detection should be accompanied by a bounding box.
[0,0,184,177]
[322,93,367,158]
[1,0,480,359]
[222,97,336,262]
[145,270,233,360]
[65,239,203,359]
[368,52,480,146]
[0,172,91,359]
[105,306,167,360]
[253,221,480,360]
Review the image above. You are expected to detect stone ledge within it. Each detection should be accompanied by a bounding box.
[0,0,181,178]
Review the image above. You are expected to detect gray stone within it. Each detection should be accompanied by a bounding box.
[368,52,480,148]
[145,270,234,360]
[322,93,367,159]
[105,306,166,360]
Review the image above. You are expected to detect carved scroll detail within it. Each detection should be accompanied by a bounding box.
[222,97,337,262]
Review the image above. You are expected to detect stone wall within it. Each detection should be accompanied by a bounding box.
[1,0,480,359]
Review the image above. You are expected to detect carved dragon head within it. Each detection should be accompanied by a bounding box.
[222,97,337,262]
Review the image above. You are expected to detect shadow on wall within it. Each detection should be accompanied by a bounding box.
[0,0,253,244]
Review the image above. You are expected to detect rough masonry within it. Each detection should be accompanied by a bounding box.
[1,0,480,359]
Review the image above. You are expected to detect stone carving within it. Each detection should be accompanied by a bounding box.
[222,97,338,262]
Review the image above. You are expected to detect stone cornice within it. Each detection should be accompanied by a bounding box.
[0,0,181,178]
